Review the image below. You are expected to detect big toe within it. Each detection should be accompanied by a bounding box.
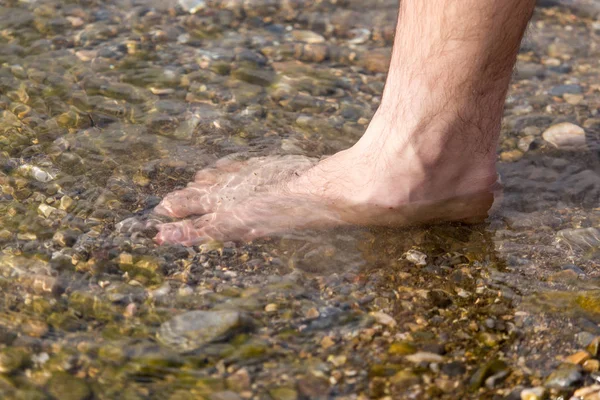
[155,220,202,246]
[154,186,216,218]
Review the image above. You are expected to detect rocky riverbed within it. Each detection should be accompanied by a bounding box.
[0,0,599,399]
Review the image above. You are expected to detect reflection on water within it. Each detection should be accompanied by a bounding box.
[0,0,599,398]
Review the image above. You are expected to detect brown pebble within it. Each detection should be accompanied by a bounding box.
[565,350,591,365]
[321,336,336,349]
[584,359,600,373]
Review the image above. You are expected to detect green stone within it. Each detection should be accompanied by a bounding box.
[47,372,91,400]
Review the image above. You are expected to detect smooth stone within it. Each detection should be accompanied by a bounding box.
[157,310,254,352]
[549,84,583,96]
[292,30,326,44]
[178,0,206,13]
[369,311,397,328]
[542,122,587,150]
[47,372,91,400]
[557,227,600,251]
[565,350,591,365]
[520,387,545,400]
[405,352,444,364]
[544,363,583,388]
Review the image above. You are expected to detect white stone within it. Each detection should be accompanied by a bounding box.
[178,0,206,13]
[369,311,397,327]
[542,122,587,150]
[405,352,444,363]
[520,387,545,400]
[404,249,427,266]
[291,30,326,44]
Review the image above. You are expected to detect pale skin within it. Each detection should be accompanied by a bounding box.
[154,0,537,246]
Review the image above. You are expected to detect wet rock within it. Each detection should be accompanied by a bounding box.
[209,391,242,400]
[557,227,600,251]
[269,387,298,400]
[565,350,591,364]
[470,359,508,390]
[542,122,587,150]
[361,48,391,74]
[404,249,427,266]
[157,310,254,352]
[292,30,325,44]
[545,363,583,388]
[405,352,444,364]
[0,348,30,374]
[179,0,206,13]
[232,67,275,87]
[583,359,600,373]
[47,372,91,400]
[520,387,545,400]
[549,84,583,96]
[369,311,396,328]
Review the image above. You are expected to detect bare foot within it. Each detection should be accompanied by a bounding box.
[153,116,500,246]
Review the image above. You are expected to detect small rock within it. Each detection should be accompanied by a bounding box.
[47,372,91,400]
[574,385,600,399]
[557,228,600,251]
[321,336,335,349]
[565,350,591,365]
[292,30,325,44]
[583,359,600,373]
[370,311,397,328]
[564,93,584,105]
[38,204,56,218]
[305,308,320,319]
[549,84,583,96]
[60,195,75,211]
[518,135,536,152]
[361,48,391,74]
[542,122,587,150]
[589,337,600,356]
[404,249,427,266]
[545,363,583,388]
[157,310,254,352]
[405,352,444,364]
[227,368,251,392]
[269,387,298,400]
[265,303,278,313]
[179,0,206,13]
[520,387,545,400]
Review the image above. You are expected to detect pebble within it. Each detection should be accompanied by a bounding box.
[520,387,545,400]
[178,0,205,13]
[584,359,600,373]
[557,227,600,251]
[292,30,326,44]
[544,363,583,388]
[404,249,427,266]
[565,350,591,365]
[405,352,444,364]
[37,204,56,218]
[564,93,584,105]
[265,303,278,313]
[369,311,397,328]
[549,84,583,96]
[157,310,254,352]
[574,385,600,399]
[47,372,91,400]
[542,122,587,150]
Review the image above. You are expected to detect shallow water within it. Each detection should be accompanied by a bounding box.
[0,0,599,399]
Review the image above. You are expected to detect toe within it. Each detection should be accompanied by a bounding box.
[154,219,204,246]
[154,186,218,218]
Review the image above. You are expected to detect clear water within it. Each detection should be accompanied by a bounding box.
[0,0,598,399]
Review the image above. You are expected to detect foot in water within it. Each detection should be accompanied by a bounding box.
[153,0,535,245]
[153,115,500,246]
